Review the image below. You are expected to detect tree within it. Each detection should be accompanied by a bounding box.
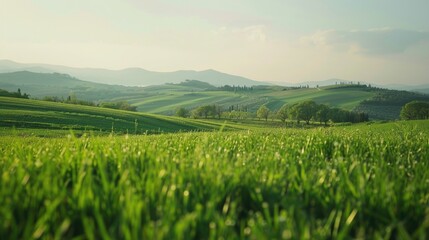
[215,105,223,119]
[288,103,300,123]
[68,93,77,104]
[277,104,289,123]
[257,105,270,121]
[400,101,429,120]
[175,107,189,118]
[269,110,277,122]
[191,105,216,119]
[316,104,331,125]
[329,108,347,123]
[293,100,318,124]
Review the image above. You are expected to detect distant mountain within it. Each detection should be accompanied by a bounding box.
[0,60,264,87]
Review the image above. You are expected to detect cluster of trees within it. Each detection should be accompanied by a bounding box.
[175,105,219,118]
[217,85,254,92]
[179,101,368,124]
[282,86,304,91]
[189,105,222,119]
[43,94,95,106]
[258,101,368,124]
[0,88,29,99]
[227,104,249,112]
[175,107,189,118]
[328,84,370,90]
[335,81,364,86]
[400,101,429,120]
[99,101,137,111]
[177,105,251,119]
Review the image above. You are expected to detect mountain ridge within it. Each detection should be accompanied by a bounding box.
[0,59,265,87]
[2,59,428,94]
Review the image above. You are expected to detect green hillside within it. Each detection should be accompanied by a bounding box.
[113,85,376,115]
[118,84,429,120]
[0,97,239,133]
[0,71,375,115]
[2,71,429,120]
[0,71,142,101]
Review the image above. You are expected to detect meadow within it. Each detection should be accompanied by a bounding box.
[1,120,428,239]
[112,84,375,115]
[0,97,239,133]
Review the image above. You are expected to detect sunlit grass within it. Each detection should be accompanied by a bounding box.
[1,121,428,239]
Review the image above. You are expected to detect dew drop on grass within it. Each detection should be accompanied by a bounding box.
[225,218,235,226]
[183,190,189,197]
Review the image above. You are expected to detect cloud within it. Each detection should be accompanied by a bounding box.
[305,28,429,55]
[212,25,268,43]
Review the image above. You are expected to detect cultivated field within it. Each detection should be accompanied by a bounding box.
[112,84,375,114]
[0,97,238,133]
[1,121,428,239]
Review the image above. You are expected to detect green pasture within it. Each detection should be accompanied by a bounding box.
[109,86,376,115]
[0,120,428,239]
[0,97,241,133]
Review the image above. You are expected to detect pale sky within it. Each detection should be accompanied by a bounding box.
[1,0,429,84]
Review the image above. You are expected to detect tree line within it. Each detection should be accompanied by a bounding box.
[176,105,249,119]
[258,101,368,124]
[176,100,369,124]
[0,88,29,99]
[216,85,254,92]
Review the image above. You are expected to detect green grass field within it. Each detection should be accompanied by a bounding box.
[0,97,245,134]
[0,96,341,136]
[111,85,376,115]
[1,120,428,239]
[3,71,428,121]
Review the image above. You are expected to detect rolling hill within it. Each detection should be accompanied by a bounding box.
[112,83,429,120]
[2,70,429,120]
[0,71,144,101]
[0,96,240,133]
[110,84,376,114]
[0,59,264,87]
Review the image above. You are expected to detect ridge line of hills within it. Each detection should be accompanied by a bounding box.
[0,59,263,87]
[1,59,429,94]
[1,70,429,121]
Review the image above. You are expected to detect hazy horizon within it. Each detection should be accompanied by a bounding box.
[1,0,429,85]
